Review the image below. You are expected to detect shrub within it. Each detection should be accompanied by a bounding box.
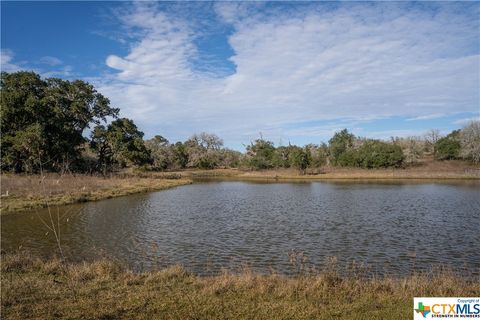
[306,143,328,167]
[328,129,354,165]
[434,130,461,160]
[289,146,311,173]
[245,139,276,169]
[337,140,404,168]
[356,140,404,168]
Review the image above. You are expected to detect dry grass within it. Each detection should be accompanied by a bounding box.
[174,159,480,181]
[1,158,477,213]
[0,174,192,214]
[1,252,479,320]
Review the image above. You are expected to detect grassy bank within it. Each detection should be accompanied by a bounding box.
[174,160,480,180]
[0,174,192,214]
[1,252,479,320]
[1,159,477,214]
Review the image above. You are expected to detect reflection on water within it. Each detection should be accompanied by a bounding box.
[2,180,480,276]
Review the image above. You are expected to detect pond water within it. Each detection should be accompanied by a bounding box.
[2,180,479,276]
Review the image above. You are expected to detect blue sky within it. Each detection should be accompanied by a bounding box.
[2,1,479,150]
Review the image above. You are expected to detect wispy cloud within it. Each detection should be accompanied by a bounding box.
[41,65,74,78]
[453,117,480,125]
[1,49,22,72]
[95,2,479,145]
[7,2,469,146]
[39,56,63,66]
[406,114,447,121]
[2,50,74,78]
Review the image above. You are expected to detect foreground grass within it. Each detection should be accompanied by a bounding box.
[0,174,192,214]
[1,253,479,320]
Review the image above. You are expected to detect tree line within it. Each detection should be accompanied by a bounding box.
[1,71,478,174]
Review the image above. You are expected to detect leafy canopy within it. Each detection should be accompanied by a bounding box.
[1,71,119,172]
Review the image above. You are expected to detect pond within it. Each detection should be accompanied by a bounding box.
[2,180,479,276]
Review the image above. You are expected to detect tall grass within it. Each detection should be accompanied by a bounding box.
[1,252,479,320]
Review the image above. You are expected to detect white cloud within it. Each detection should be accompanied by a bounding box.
[1,50,74,78]
[39,56,63,66]
[453,117,480,126]
[41,65,74,78]
[97,2,480,145]
[1,50,22,72]
[368,129,434,140]
[406,113,447,121]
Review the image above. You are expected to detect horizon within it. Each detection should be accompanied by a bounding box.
[1,1,479,151]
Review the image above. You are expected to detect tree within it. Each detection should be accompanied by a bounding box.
[289,146,311,174]
[306,143,329,167]
[1,72,48,172]
[197,132,223,150]
[171,142,189,169]
[1,71,119,173]
[90,118,151,171]
[273,146,291,168]
[328,129,355,165]
[424,129,441,153]
[107,118,151,167]
[44,78,118,172]
[434,130,461,160]
[185,133,224,169]
[5,124,47,173]
[392,136,424,165]
[218,149,242,168]
[145,135,172,170]
[246,138,276,169]
[90,125,114,174]
[460,120,480,164]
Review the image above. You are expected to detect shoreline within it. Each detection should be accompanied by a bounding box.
[1,165,478,214]
[2,252,479,320]
[0,175,192,215]
[176,167,480,181]
[193,173,480,181]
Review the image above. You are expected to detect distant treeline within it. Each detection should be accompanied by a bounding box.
[1,71,479,174]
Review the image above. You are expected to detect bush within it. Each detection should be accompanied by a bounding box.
[337,140,404,168]
[328,129,354,165]
[289,146,311,173]
[435,130,461,160]
[357,140,404,168]
[306,143,328,167]
[337,150,358,167]
[245,139,276,169]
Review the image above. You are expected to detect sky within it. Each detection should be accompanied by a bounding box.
[1,1,479,150]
